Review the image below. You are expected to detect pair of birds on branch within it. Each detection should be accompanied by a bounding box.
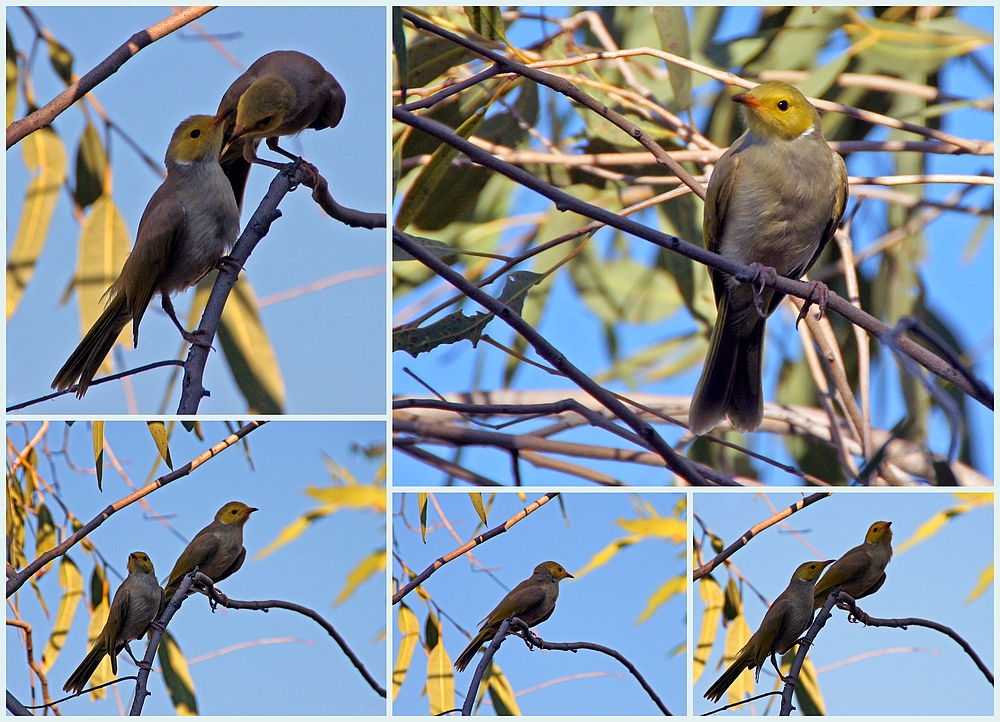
[703,520,893,704]
[52,50,345,398]
[62,501,257,695]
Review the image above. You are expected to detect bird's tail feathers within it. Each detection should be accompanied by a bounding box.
[51,294,131,397]
[689,300,739,436]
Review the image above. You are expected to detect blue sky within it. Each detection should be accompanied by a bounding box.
[6,420,387,716]
[391,6,993,485]
[391,491,687,715]
[693,491,993,715]
[7,6,387,415]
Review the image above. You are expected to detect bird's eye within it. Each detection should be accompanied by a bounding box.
[190,129,201,139]
[260,116,272,126]
[231,509,238,515]
[777,100,789,111]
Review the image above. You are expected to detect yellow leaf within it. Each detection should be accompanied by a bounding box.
[393,603,420,701]
[966,560,993,604]
[92,420,104,490]
[723,614,752,704]
[618,516,686,542]
[469,493,487,526]
[694,576,724,684]
[638,574,686,624]
[217,276,286,414]
[8,125,67,320]
[419,493,428,544]
[897,503,974,553]
[791,655,825,715]
[146,420,173,470]
[86,596,111,699]
[40,556,84,672]
[335,548,385,605]
[426,633,455,715]
[255,516,312,560]
[574,535,640,578]
[303,485,386,511]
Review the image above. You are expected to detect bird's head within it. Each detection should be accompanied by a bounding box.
[215,501,258,527]
[232,75,297,139]
[166,114,227,165]
[535,561,574,582]
[793,559,834,583]
[127,551,156,575]
[865,520,893,545]
[731,81,819,141]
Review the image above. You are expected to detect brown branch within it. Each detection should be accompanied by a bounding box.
[392,492,559,605]
[393,231,710,485]
[176,164,303,414]
[196,574,386,698]
[393,110,993,412]
[511,619,671,715]
[6,618,55,713]
[835,593,994,685]
[6,7,214,148]
[302,166,386,229]
[5,421,266,598]
[693,493,832,581]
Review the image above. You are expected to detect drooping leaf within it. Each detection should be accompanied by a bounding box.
[146,421,173,470]
[393,602,420,701]
[40,555,84,672]
[158,630,198,715]
[335,547,385,605]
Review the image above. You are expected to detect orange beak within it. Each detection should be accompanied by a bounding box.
[210,107,235,130]
[731,91,765,111]
[244,506,259,516]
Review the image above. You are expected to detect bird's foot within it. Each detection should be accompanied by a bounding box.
[746,262,778,318]
[161,295,214,348]
[136,659,153,671]
[779,674,797,686]
[795,280,830,329]
[847,609,871,625]
[216,254,244,274]
[149,619,167,632]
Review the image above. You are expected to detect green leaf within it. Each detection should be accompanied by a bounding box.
[392,7,408,94]
[418,492,428,543]
[74,121,107,209]
[47,38,73,85]
[653,7,692,112]
[465,7,508,44]
[158,630,198,715]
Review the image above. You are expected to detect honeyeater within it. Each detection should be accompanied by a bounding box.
[454,560,573,673]
[52,113,239,397]
[689,82,848,435]
[217,50,345,209]
[704,559,833,703]
[813,521,893,611]
[63,551,164,694]
[162,501,257,605]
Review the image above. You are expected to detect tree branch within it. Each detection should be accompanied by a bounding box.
[6,7,214,148]
[5,421,265,598]
[196,573,386,698]
[693,493,832,581]
[392,492,559,605]
[393,109,993,411]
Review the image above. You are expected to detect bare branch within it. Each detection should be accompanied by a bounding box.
[6,7,214,148]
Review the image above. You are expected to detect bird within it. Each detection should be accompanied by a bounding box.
[63,551,164,694]
[704,559,833,703]
[162,501,257,605]
[453,560,573,673]
[688,81,849,435]
[813,521,893,611]
[51,113,240,398]
[216,50,346,209]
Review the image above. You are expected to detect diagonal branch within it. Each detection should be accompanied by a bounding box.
[6,6,214,148]
[392,492,560,605]
[393,109,992,411]
[5,421,266,598]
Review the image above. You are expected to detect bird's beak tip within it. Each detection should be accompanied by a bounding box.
[211,107,235,130]
[731,92,763,110]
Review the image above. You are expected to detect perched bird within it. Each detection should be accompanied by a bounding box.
[704,559,833,703]
[217,50,346,209]
[454,561,573,673]
[63,551,164,694]
[813,521,893,611]
[689,82,848,435]
[162,501,257,604]
[52,114,240,398]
